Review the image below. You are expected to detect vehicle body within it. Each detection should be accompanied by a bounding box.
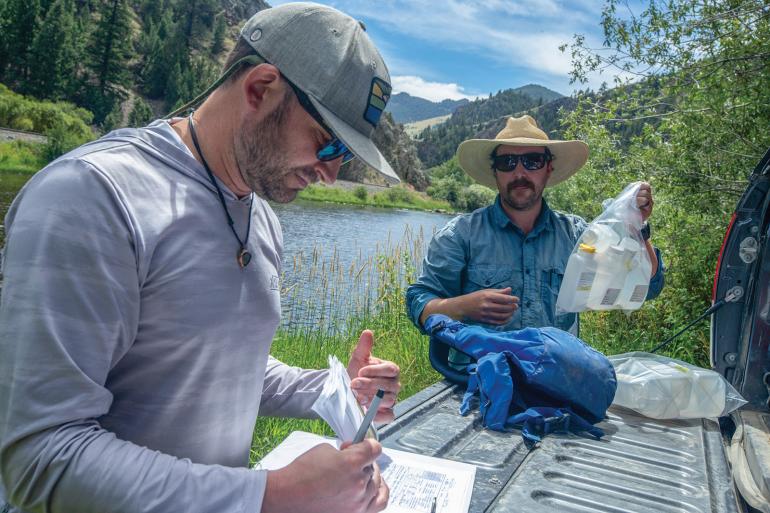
[380,148,770,512]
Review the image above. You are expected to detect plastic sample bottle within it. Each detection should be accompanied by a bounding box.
[587,244,626,310]
[617,237,652,310]
[581,223,620,253]
[556,243,598,313]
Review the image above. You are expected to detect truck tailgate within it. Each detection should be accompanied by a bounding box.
[379,381,738,513]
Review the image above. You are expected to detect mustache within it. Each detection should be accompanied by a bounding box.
[507,179,534,191]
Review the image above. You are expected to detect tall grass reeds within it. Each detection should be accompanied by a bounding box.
[251,226,441,464]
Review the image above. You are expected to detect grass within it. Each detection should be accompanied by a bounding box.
[0,141,47,244]
[0,140,45,178]
[250,228,441,463]
[297,183,454,212]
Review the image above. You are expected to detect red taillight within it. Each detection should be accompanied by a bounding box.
[713,212,738,302]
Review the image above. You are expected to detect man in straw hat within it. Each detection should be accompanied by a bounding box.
[406,115,664,368]
[0,4,399,512]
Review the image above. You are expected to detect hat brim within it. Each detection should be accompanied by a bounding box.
[457,138,589,189]
[310,97,400,184]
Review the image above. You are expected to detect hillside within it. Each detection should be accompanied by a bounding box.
[0,0,431,188]
[403,114,451,137]
[386,93,468,123]
[416,85,565,167]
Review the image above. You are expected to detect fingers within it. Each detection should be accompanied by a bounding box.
[352,380,399,407]
[356,361,400,379]
[373,407,396,424]
[367,465,390,512]
[636,183,653,209]
[342,439,382,468]
[486,293,519,306]
[350,330,374,363]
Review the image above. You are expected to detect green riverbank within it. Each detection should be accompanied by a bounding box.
[297,183,454,213]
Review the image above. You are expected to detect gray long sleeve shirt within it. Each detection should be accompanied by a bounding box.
[0,120,328,513]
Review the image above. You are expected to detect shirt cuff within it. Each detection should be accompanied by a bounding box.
[405,288,440,334]
[646,247,665,300]
[242,468,269,513]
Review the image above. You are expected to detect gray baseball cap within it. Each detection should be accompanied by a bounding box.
[241,3,399,183]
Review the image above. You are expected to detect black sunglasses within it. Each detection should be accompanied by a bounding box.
[284,79,355,164]
[492,150,553,172]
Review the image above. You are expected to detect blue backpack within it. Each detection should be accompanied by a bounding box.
[425,314,617,444]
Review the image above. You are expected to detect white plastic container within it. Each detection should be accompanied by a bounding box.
[581,223,620,253]
[556,243,598,313]
[587,245,626,310]
[617,237,652,310]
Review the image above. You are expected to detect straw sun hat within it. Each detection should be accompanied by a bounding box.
[457,115,589,189]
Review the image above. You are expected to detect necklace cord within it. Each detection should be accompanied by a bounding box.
[187,113,254,261]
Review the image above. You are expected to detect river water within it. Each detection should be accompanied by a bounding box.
[271,200,453,331]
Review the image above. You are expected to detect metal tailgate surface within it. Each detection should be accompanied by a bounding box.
[379,381,738,513]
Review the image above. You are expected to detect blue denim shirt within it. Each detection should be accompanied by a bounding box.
[406,196,665,336]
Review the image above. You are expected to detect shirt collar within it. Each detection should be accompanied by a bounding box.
[491,195,554,237]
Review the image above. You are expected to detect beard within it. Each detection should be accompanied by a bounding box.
[500,176,544,211]
[234,93,316,203]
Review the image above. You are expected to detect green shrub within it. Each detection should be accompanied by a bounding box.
[0,84,94,144]
[352,185,368,201]
[461,184,496,211]
[383,185,414,204]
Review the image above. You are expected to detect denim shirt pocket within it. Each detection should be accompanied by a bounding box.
[465,266,514,293]
[541,268,577,333]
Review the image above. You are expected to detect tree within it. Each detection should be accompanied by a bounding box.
[0,0,42,84]
[86,0,135,123]
[128,97,155,126]
[211,13,227,55]
[27,0,81,99]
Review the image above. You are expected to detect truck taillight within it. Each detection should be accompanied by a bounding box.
[713,212,737,302]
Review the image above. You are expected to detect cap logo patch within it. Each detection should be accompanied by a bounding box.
[364,77,391,127]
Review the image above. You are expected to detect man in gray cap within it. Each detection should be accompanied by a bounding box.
[0,3,399,512]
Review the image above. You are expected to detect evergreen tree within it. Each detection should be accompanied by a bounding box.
[128,96,154,126]
[27,0,80,99]
[140,10,177,98]
[175,0,217,54]
[86,0,135,122]
[0,0,42,85]
[211,13,227,55]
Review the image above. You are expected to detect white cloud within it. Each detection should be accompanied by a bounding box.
[270,0,623,94]
[333,1,600,80]
[391,76,478,102]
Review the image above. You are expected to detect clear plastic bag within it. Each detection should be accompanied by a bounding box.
[557,182,652,314]
[609,352,747,419]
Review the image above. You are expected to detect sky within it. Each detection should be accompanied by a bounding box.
[271,0,639,102]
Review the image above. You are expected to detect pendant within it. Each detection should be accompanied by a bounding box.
[237,248,252,268]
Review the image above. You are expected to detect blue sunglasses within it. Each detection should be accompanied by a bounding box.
[285,79,355,164]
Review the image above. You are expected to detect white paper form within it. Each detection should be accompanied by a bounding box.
[254,431,476,513]
[378,447,475,513]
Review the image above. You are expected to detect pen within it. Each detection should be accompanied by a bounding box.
[353,388,384,443]
[430,496,437,513]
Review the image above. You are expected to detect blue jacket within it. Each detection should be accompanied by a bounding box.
[425,314,617,444]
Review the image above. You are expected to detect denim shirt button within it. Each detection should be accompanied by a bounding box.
[526,300,531,308]
[525,269,530,275]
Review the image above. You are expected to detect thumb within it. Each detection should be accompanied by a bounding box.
[351,330,374,363]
